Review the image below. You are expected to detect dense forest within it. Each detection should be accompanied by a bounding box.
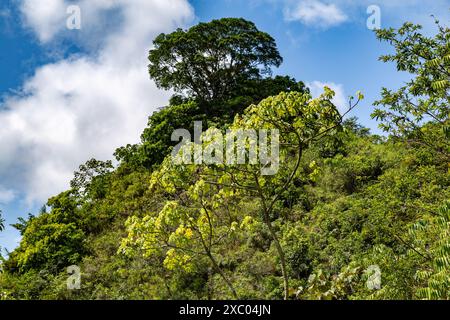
[0,17,448,300]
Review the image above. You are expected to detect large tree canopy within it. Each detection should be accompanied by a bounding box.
[148,18,283,104]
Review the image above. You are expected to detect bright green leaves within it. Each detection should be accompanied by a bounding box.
[237,90,341,142]
[15,218,85,272]
[373,20,449,158]
[122,160,242,284]
[240,215,257,231]
[223,89,354,205]
[163,249,194,273]
[308,160,320,182]
[121,88,351,298]
[431,79,450,91]
[414,202,450,300]
[356,90,365,101]
[158,201,182,227]
[4,191,86,273]
[149,156,196,194]
[120,207,196,273]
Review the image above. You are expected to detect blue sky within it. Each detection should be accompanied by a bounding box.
[0,0,449,253]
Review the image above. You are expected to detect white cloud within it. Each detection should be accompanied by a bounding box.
[307,81,347,113]
[0,0,194,205]
[284,0,347,28]
[20,0,67,42]
[337,0,450,30]
[272,0,449,30]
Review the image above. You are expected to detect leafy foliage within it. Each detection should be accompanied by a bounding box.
[149,18,282,104]
[116,76,309,169]
[70,158,114,199]
[372,20,449,159]
[1,19,448,301]
[414,202,450,300]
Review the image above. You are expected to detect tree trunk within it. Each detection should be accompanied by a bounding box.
[207,252,238,299]
[265,215,289,300]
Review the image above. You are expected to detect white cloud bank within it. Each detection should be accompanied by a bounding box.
[0,0,194,204]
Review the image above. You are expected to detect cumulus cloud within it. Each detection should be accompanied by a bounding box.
[0,0,194,204]
[307,81,347,113]
[284,0,347,28]
[19,0,68,42]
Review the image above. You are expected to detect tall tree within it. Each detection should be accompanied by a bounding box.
[205,89,361,299]
[122,88,361,300]
[372,20,449,159]
[148,18,282,108]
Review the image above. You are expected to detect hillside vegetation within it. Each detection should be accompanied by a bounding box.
[0,18,448,300]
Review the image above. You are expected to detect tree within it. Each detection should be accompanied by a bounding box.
[204,89,361,299]
[372,20,449,159]
[121,89,361,300]
[4,191,85,273]
[116,76,308,169]
[13,220,85,272]
[70,158,114,199]
[114,18,305,170]
[148,18,282,108]
[11,213,36,236]
[115,101,203,168]
[217,75,309,118]
[120,172,242,298]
